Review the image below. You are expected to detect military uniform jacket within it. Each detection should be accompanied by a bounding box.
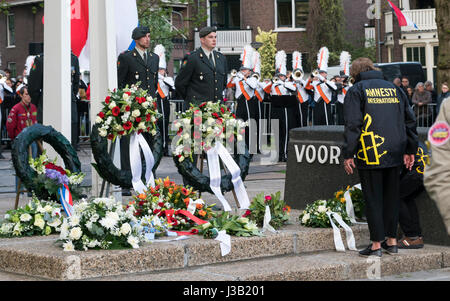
[343,70,418,169]
[117,48,159,97]
[175,48,227,106]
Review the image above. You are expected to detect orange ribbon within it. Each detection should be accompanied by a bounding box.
[255,90,263,102]
[316,84,331,104]
[275,86,282,96]
[239,81,251,101]
[157,83,166,99]
[297,90,305,103]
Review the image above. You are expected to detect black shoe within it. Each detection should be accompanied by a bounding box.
[122,189,132,196]
[359,244,382,257]
[381,240,398,255]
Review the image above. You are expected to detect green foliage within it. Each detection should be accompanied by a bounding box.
[247,192,290,230]
[255,27,278,80]
[197,212,262,238]
[0,0,9,15]
[136,0,207,61]
[299,199,351,228]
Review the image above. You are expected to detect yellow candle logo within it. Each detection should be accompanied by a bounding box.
[357,114,387,165]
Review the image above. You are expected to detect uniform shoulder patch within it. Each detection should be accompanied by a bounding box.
[428,122,450,146]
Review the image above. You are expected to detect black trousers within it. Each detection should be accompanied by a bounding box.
[236,96,258,154]
[399,172,424,237]
[296,102,309,127]
[359,166,401,242]
[313,100,333,125]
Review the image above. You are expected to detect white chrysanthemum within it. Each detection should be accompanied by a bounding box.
[63,241,75,252]
[90,213,100,223]
[69,215,80,227]
[123,93,130,101]
[69,227,83,240]
[302,213,310,224]
[0,223,14,234]
[60,220,70,239]
[142,101,149,109]
[36,205,46,214]
[20,213,32,222]
[44,205,53,213]
[96,116,103,124]
[99,217,117,230]
[105,211,120,222]
[127,235,140,249]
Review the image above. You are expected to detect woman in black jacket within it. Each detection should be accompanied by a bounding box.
[343,57,418,257]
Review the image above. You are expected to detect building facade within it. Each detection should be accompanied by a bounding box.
[379,0,438,85]
[1,0,374,79]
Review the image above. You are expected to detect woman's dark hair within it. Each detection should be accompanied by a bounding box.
[350,58,380,79]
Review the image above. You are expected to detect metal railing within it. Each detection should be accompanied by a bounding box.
[385,8,436,33]
[194,29,253,54]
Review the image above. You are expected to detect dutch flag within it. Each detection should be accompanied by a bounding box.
[71,0,139,70]
[387,0,419,30]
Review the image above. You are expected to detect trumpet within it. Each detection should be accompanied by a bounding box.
[272,75,280,82]
[292,68,304,81]
[230,69,237,77]
[251,72,260,81]
[311,69,320,78]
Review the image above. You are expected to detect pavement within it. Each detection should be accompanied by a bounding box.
[0,143,449,281]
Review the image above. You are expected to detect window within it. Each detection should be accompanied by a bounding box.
[406,46,426,78]
[7,14,15,47]
[276,0,309,30]
[7,62,16,78]
[210,0,240,30]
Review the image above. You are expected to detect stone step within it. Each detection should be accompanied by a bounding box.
[0,224,370,280]
[89,245,450,281]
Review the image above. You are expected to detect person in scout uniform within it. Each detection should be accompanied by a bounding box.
[227,45,259,153]
[343,57,418,258]
[175,26,228,108]
[424,96,450,236]
[154,44,175,156]
[117,26,159,196]
[117,26,159,96]
[312,47,338,125]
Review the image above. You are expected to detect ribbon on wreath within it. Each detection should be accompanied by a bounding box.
[206,141,250,212]
[344,184,367,225]
[326,211,357,252]
[129,132,155,194]
[262,205,277,233]
[58,183,74,217]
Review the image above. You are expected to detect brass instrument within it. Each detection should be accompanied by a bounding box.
[251,72,260,81]
[230,69,237,77]
[272,75,280,82]
[311,69,320,78]
[349,76,355,85]
[292,68,304,81]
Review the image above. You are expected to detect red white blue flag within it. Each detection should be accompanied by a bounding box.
[387,0,418,29]
[70,0,139,70]
[58,184,74,217]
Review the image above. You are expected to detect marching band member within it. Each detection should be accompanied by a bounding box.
[271,50,297,162]
[335,51,351,125]
[154,44,175,156]
[229,45,258,152]
[312,47,338,126]
[292,51,309,127]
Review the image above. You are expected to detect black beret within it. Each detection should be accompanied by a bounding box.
[199,26,217,38]
[132,26,150,40]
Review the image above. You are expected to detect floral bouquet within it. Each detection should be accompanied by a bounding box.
[172,102,248,162]
[299,199,351,228]
[94,84,160,141]
[333,186,365,220]
[243,191,290,230]
[195,211,261,238]
[0,197,63,237]
[29,151,85,201]
[59,197,143,251]
[128,177,215,231]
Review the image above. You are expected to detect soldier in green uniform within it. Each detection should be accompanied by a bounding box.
[117,26,159,95]
[116,26,159,196]
[175,26,228,108]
